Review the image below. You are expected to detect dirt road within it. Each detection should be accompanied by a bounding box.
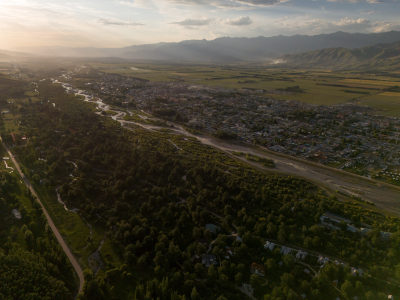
[194,136,400,215]
[1,138,84,297]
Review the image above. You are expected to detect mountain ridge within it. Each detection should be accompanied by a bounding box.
[31,31,400,63]
[279,41,400,70]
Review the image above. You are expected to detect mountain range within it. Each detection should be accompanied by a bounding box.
[32,31,400,63]
[280,41,400,70]
[0,49,29,62]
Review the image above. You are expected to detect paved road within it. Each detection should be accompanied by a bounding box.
[1,138,84,297]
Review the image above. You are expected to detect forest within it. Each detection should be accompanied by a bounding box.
[1,77,400,299]
[0,145,77,299]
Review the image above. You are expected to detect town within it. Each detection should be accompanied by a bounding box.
[63,69,400,185]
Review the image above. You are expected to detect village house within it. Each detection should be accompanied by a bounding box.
[250,262,265,277]
[201,254,218,267]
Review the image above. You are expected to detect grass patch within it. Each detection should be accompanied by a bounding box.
[358,93,400,116]
[233,151,275,168]
[32,185,99,268]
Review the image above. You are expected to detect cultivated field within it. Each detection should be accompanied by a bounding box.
[89,62,400,116]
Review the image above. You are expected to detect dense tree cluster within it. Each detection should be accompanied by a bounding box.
[7,81,400,299]
[0,161,76,299]
[0,77,77,299]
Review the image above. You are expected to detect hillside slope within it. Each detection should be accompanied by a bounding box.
[280,41,400,70]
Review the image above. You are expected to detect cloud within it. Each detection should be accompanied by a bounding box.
[254,14,400,38]
[327,0,385,3]
[370,22,400,32]
[236,0,285,5]
[226,16,252,25]
[330,17,400,32]
[171,18,212,27]
[117,0,158,9]
[99,18,144,26]
[1,0,400,51]
[168,0,287,8]
[334,17,370,27]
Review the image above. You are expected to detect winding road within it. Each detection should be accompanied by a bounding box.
[1,137,84,297]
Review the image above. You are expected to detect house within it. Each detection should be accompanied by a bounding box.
[281,246,293,255]
[333,260,345,266]
[381,231,392,239]
[201,254,218,267]
[240,284,254,298]
[320,212,360,233]
[360,227,371,235]
[12,209,21,220]
[264,241,275,251]
[224,247,234,259]
[318,255,329,265]
[205,224,220,234]
[320,212,352,226]
[351,267,364,277]
[296,250,307,260]
[250,263,265,277]
[346,224,359,233]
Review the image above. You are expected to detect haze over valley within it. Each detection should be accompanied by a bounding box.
[26,31,400,63]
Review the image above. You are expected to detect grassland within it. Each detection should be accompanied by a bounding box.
[89,62,400,116]
[32,186,101,267]
[31,185,122,272]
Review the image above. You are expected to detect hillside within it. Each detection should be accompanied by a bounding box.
[0,49,30,62]
[34,31,400,63]
[280,41,400,70]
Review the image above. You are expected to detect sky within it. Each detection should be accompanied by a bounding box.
[1,0,400,51]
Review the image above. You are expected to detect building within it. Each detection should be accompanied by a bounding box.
[264,241,275,251]
[201,254,218,267]
[250,262,265,277]
[281,246,293,255]
[12,209,21,220]
[296,250,307,260]
[318,255,329,265]
[205,224,220,234]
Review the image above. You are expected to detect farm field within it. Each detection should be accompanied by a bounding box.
[89,62,400,115]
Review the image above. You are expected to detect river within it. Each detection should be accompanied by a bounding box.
[53,78,400,216]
